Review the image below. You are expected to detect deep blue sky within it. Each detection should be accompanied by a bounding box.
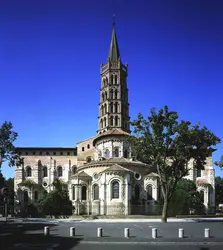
[1,0,223,178]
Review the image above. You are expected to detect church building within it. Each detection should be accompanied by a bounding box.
[14,24,215,216]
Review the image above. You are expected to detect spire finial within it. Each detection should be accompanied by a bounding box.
[112,14,116,28]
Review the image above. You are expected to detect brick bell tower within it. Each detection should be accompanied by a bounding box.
[97,22,130,134]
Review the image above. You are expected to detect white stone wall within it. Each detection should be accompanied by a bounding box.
[14,152,77,201]
[95,135,130,160]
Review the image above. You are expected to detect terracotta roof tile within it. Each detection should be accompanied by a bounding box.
[144,172,159,178]
[101,164,133,173]
[93,129,130,145]
[196,178,210,185]
[73,171,91,178]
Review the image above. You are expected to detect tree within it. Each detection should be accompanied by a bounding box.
[0,121,21,168]
[167,178,205,216]
[215,156,223,169]
[35,179,73,217]
[0,171,6,188]
[128,105,221,223]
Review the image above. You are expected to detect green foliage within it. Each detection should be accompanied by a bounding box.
[128,105,221,222]
[34,179,74,217]
[215,155,223,169]
[0,171,6,189]
[166,179,205,216]
[0,121,22,168]
[5,177,15,205]
[215,176,223,206]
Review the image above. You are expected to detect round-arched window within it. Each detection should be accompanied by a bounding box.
[112,181,119,199]
[57,166,63,177]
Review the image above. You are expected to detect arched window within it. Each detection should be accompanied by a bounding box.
[43,166,47,177]
[26,166,32,177]
[110,102,113,113]
[115,102,118,113]
[72,166,77,175]
[105,149,110,158]
[103,79,106,88]
[115,75,117,85]
[200,190,204,203]
[114,89,118,99]
[147,185,153,200]
[98,150,102,157]
[135,185,140,200]
[104,117,106,127]
[24,191,28,203]
[100,119,103,129]
[72,185,75,200]
[115,116,118,126]
[111,75,113,85]
[110,116,113,126]
[197,169,201,177]
[104,103,107,114]
[58,166,63,177]
[93,184,99,200]
[102,93,105,102]
[34,191,38,202]
[81,186,87,200]
[105,91,107,100]
[112,181,119,199]
[114,147,119,157]
[124,149,128,158]
[110,89,114,99]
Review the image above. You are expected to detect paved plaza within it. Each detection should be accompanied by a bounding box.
[1,218,223,249]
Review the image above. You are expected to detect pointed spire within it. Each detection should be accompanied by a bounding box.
[108,15,120,61]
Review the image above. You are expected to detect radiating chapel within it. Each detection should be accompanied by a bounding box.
[14,24,215,215]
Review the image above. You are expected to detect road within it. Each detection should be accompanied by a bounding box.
[1,219,223,249]
[21,220,223,239]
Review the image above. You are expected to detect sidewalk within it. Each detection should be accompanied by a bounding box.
[56,217,223,223]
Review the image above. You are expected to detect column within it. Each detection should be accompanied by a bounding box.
[100,184,105,215]
[124,178,128,215]
[78,185,82,200]
[75,185,79,201]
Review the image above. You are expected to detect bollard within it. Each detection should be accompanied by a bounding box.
[204,228,210,238]
[124,228,130,238]
[70,227,75,237]
[97,227,103,237]
[152,228,157,239]
[178,228,184,238]
[44,226,49,236]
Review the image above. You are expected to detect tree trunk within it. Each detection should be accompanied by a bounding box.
[161,199,168,223]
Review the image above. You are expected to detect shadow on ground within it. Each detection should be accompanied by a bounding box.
[0,221,82,249]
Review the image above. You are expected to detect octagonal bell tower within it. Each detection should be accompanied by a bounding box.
[97,23,130,134]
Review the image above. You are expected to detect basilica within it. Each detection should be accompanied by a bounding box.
[14,24,215,216]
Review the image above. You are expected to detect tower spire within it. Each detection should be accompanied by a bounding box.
[108,15,120,61]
